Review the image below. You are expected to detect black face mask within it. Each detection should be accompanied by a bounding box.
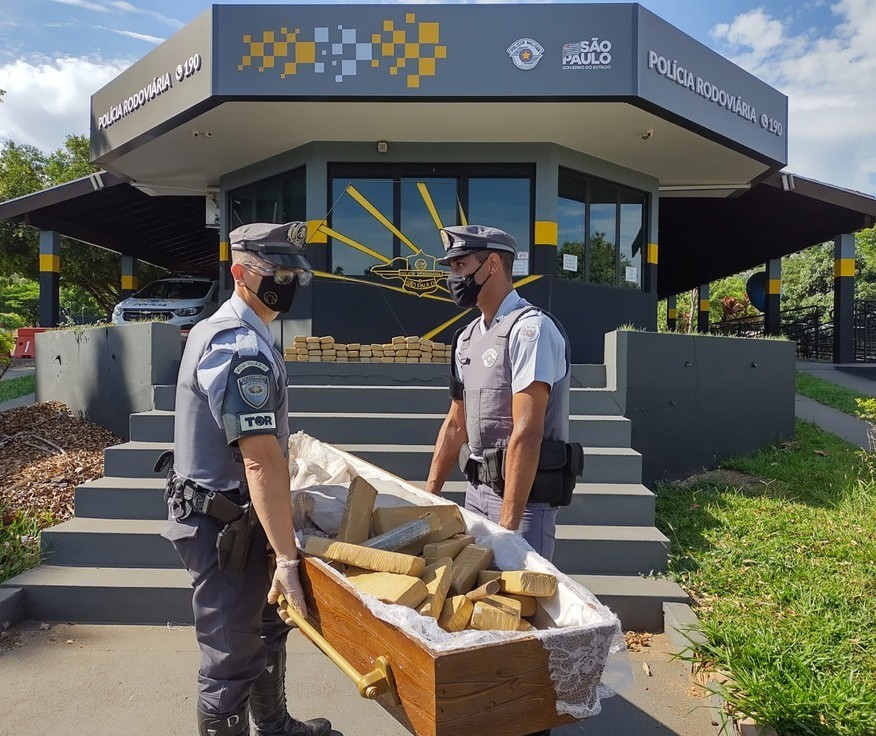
[249,276,298,313]
[446,257,491,309]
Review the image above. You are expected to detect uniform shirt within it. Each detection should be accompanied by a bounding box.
[454,289,567,394]
[196,293,285,483]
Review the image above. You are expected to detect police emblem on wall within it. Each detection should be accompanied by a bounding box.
[238,375,271,409]
[370,253,447,296]
[507,38,544,70]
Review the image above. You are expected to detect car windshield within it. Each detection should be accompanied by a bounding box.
[134,280,212,300]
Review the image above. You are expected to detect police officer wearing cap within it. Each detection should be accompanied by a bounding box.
[160,222,332,736]
[424,224,574,562]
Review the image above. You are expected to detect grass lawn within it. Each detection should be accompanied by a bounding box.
[0,375,35,404]
[795,371,869,416]
[657,419,876,736]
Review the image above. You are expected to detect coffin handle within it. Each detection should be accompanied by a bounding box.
[278,595,400,704]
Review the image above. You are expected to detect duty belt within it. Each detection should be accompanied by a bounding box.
[155,450,246,522]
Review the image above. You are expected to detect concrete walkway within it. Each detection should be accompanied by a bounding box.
[795,360,875,449]
[0,621,719,736]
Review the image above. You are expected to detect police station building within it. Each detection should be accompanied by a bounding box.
[7,3,876,363]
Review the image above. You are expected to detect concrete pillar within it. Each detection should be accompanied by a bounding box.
[38,230,60,327]
[645,242,658,294]
[764,258,782,336]
[833,233,855,363]
[533,156,559,276]
[666,294,677,331]
[120,255,139,300]
[697,284,710,334]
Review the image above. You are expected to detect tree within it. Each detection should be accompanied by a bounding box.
[0,135,166,316]
[556,232,632,285]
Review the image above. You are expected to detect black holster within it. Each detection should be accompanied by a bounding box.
[216,503,259,573]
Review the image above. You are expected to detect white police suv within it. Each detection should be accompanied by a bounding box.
[111,276,219,331]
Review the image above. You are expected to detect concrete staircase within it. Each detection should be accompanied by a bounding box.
[2,363,686,631]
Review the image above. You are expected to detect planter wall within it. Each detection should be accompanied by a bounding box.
[35,323,182,440]
[605,330,796,487]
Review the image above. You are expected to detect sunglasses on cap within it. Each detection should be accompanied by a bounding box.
[243,260,313,287]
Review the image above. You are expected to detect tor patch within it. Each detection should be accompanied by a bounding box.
[238,374,270,409]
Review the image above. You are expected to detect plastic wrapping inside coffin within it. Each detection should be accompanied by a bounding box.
[288,432,626,733]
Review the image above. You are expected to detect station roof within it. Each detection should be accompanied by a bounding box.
[1,170,873,295]
[0,171,218,274]
[658,173,876,297]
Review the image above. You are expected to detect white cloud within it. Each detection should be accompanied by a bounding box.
[99,27,164,44]
[51,0,108,12]
[711,0,876,195]
[0,56,132,153]
[105,0,184,29]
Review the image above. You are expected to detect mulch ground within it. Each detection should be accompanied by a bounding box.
[0,402,120,525]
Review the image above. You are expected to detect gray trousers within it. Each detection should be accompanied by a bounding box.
[163,509,290,716]
[464,482,559,561]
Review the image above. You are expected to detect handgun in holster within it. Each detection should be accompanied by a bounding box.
[216,504,259,573]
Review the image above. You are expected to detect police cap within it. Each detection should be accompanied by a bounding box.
[437,225,517,265]
[229,221,312,271]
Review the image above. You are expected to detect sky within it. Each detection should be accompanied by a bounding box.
[0,0,874,196]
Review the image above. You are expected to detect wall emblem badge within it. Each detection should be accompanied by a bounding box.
[507,38,544,70]
[371,253,447,296]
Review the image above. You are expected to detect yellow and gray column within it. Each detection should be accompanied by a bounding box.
[666,294,677,331]
[219,237,232,294]
[645,242,658,293]
[696,284,710,333]
[764,258,781,336]
[120,256,138,300]
[833,233,855,363]
[38,230,60,327]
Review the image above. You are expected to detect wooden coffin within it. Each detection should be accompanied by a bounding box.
[290,440,618,736]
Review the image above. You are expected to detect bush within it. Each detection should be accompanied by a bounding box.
[0,329,13,378]
[0,311,26,329]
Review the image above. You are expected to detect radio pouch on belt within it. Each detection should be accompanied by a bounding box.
[216,504,259,573]
[529,440,585,507]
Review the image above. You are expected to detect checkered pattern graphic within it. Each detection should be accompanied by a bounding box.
[238,14,446,87]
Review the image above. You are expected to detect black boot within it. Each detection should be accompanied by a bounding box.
[198,706,250,736]
[250,648,332,736]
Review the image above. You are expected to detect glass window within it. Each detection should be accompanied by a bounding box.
[229,167,306,228]
[589,180,617,287]
[469,178,532,259]
[328,167,533,276]
[557,196,585,280]
[330,179,394,277]
[619,191,645,289]
[400,178,459,260]
[557,167,647,288]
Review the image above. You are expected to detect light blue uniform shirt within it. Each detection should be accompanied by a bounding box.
[455,289,567,394]
[196,292,284,430]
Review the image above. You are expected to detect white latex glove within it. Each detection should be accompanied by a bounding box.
[268,557,308,623]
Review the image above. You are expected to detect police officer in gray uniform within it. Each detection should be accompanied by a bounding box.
[160,222,332,736]
[424,224,575,561]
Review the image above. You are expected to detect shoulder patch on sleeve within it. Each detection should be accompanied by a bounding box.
[222,351,279,445]
[235,329,260,356]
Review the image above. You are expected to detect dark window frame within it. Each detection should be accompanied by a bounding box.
[227,166,307,229]
[558,166,649,289]
[328,163,535,269]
